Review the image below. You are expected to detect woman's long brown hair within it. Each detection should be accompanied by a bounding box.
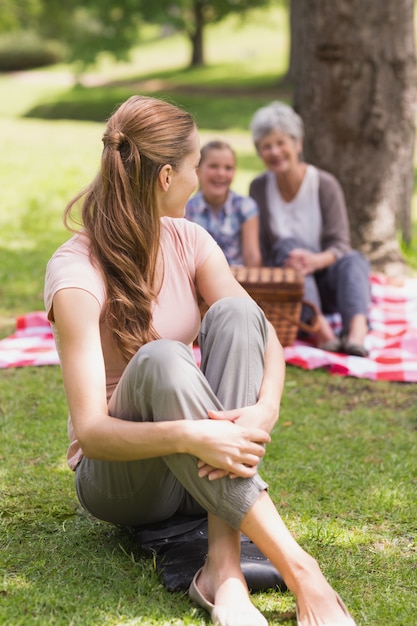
[64,95,196,362]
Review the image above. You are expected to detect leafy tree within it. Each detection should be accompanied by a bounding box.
[139,0,274,67]
[0,0,143,68]
[2,0,275,69]
[33,0,143,66]
[0,0,42,32]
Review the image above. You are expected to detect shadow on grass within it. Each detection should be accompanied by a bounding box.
[22,66,291,129]
[23,85,277,129]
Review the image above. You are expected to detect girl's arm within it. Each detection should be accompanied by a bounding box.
[197,247,285,434]
[241,215,262,267]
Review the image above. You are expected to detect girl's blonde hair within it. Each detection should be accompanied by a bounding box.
[199,140,236,165]
[64,95,196,361]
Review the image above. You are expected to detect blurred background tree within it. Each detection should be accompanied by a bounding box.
[0,0,275,69]
[5,0,144,68]
[138,0,274,67]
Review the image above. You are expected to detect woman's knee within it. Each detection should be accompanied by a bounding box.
[136,338,184,364]
[337,251,370,276]
[201,297,267,339]
[204,296,258,320]
[109,340,202,421]
[134,339,195,391]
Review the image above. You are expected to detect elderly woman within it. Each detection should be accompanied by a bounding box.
[249,101,370,356]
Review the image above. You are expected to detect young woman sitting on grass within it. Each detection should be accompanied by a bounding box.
[44,94,356,626]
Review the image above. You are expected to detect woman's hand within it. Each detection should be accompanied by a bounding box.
[191,417,270,481]
[284,248,336,274]
[208,403,276,433]
[284,248,318,275]
[197,405,276,480]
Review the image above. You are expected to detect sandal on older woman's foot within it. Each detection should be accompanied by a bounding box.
[342,339,369,358]
[189,568,268,626]
[318,338,343,353]
[296,592,356,626]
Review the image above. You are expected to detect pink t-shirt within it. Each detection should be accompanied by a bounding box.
[44,217,218,469]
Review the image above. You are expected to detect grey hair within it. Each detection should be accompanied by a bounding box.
[250,101,304,145]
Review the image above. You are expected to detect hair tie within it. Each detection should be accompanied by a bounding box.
[102,129,127,151]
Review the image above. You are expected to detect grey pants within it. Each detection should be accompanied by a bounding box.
[271,237,370,335]
[76,297,269,530]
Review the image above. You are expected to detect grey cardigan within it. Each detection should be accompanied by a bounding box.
[249,168,352,266]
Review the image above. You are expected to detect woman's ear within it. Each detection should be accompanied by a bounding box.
[158,164,173,192]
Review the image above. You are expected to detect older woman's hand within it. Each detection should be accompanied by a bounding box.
[284,248,336,274]
[284,248,318,275]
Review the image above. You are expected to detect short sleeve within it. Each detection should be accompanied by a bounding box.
[239,195,259,223]
[44,234,106,322]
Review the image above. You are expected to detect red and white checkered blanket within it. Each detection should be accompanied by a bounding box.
[284,273,417,382]
[1,273,416,381]
[0,311,59,368]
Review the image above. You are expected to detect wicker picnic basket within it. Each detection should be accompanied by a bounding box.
[199,266,319,347]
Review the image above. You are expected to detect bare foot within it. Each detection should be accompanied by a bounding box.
[295,574,355,626]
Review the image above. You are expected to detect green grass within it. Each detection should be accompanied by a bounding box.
[1,6,417,625]
[1,367,416,625]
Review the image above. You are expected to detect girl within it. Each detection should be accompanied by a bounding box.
[186,140,262,267]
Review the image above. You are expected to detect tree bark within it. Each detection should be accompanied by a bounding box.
[285,0,304,84]
[189,0,205,67]
[293,0,416,275]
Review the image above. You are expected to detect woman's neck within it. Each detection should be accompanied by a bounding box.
[275,163,307,202]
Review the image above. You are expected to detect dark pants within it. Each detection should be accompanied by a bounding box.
[271,237,370,335]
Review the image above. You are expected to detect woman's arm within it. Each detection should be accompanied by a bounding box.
[207,318,283,436]
[318,169,351,258]
[52,287,269,476]
[53,288,188,461]
[285,170,351,274]
[197,247,285,434]
[249,174,270,265]
[252,317,284,431]
[195,247,284,480]
[241,215,262,267]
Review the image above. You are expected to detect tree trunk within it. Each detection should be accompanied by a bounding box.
[189,0,205,67]
[285,0,304,84]
[293,0,416,275]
